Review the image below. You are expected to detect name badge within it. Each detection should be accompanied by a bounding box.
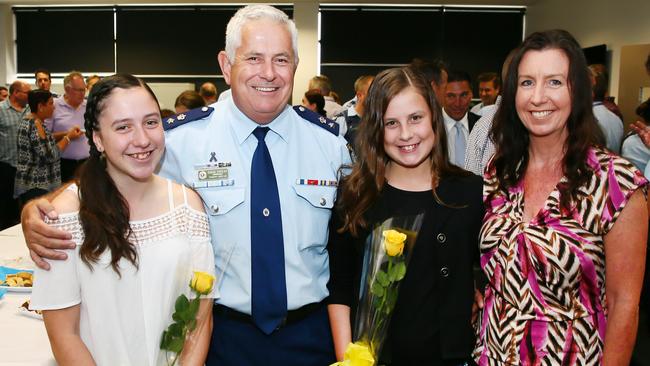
[193,163,234,187]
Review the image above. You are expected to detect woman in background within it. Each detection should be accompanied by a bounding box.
[14,89,83,206]
[30,74,216,366]
[302,89,327,117]
[328,67,483,365]
[474,30,647,365]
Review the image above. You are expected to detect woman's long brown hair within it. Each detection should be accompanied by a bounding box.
[77,74,160,275]
[337,67,469,237]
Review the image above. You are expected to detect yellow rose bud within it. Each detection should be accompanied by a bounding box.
[344,342,375,366]
[190,271,215,295]
[383,229,406,257]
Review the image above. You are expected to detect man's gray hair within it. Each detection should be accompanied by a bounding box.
[63,71,84,87]
[225,5,299,64]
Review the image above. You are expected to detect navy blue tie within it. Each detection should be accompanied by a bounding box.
[250,127,287,334]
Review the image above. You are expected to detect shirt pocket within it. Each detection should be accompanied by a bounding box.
[292,184,336,251]
[200,187,245,216]
[292,184,336,209]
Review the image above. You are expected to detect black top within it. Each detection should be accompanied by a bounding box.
[328,174,484,365]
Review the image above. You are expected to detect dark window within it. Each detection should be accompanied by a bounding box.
[320,6,524,101]
[14,7,115,73]
[441,8,524,85]
[320,7,442,64]
[115,7,236,75]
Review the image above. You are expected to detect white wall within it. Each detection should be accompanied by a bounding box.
[526,0,650,99]
[292,0,319,104]
[0,4,14,87]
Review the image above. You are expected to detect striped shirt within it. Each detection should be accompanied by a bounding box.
[0,99,30,167]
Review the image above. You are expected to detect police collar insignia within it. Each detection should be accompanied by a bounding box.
[163,106,215,131]
[292,105,340,136]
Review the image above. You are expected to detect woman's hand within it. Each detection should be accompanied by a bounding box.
[629,121,650,148]
[67,126,84,140]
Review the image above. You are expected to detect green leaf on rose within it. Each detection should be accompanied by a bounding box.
[175,294,190,312]
[160,330,169,348]
[168,322,183,338]
[189,298,200,315]
[168,338,185,353]
[370,281,385,297]
[394,261,407,281]
[172,312,183,322]
[376,270,389,287]
[179,308,194,322]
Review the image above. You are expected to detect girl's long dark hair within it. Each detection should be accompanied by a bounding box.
[78,74,160,275]
[489,29,604,210]
[337,67,469,236]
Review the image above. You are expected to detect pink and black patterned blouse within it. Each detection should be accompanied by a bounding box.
[474,146,647,365]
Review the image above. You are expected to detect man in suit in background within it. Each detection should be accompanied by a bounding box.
[443,70,480,167]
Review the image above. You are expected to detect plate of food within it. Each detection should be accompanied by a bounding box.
[18,300,43,320]
[0,271,34,292]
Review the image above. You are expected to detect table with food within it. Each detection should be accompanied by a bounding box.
[0,224,56,366]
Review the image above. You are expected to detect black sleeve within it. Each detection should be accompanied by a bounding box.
[467,173,488,291]
[326,210,360,306]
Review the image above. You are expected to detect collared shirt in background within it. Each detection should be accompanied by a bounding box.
[443,108,469,166]
[464,96,501,175]
[44,97,89,160]
[0,99,30,167]
[593,101,624,154]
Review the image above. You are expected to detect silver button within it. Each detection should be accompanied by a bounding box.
[319,197,327,206]
[210,205,219,214]
[436,233,446,243]
[263,208,270,217]
[202,106,208,112]
[440,267,449,277]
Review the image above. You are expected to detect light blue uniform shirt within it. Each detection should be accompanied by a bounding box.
[622,133,650,173]
[159,98,351,314]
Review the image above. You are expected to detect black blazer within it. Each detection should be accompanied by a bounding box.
[327,173,484,361]
[468,111,481,132]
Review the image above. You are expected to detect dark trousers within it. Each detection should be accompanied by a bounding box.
[206,305,335,366]
[60,158,87,182]
[0,161,18,230]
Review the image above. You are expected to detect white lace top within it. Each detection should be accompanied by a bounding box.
[31,181,217,366]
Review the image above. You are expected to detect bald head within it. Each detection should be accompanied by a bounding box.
[9,81,30,108]
[200,82,218,104]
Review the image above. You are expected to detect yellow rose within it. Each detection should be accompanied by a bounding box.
[190,271,215,295]
[344,342,375,366]
[383,229,406,257]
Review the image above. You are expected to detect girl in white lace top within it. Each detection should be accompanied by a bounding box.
[30,74,217,366]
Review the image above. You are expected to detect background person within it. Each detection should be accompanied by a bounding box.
[45,71,89,182]
[328,67,483,365]
[174,90,206,114]
[199,82,219,105]
[29,74,216,366]
[301,89,326,116]
[14,89,82,207]
[474,30,647,366]
[0,81,30,229]
[470,72,501,116]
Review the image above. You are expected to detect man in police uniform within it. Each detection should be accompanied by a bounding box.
[160,5,349,365]
[21,5,349,366]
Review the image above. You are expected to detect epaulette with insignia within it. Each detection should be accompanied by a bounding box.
[293,105,340,136]
[163,106,214,131]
